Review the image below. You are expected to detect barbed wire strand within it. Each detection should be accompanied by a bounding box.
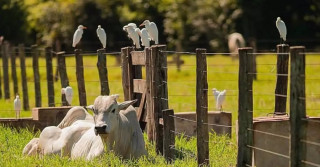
[246,145,290,159]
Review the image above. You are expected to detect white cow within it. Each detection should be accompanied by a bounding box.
[23,95,147,160]
[228,32,245,59]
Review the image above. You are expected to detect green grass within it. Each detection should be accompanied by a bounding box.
[0,53,320,166]
[0,125,236,167]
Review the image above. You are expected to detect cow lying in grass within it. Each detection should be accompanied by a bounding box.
[23,95,147,160]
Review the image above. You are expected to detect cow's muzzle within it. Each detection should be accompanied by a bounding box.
[94,125,108,135]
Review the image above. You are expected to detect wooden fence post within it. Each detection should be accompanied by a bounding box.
[57,52,69,106]
[45,47,55,107]
[32,45,41,107]
[75,49,86,106]
[274,44,289,114]
[289,46,306,167]
[237,47,253,167]
[11,47,18,96]
[151,45,168,155]
[121,47,133,101]
[145,47,153,140]
[97,49,110,95]
[19,44,29,110]
[163,109,175,163]
[2,42,10,99]
[196,48,209,166]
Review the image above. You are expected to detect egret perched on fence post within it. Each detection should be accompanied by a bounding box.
[136,28,151,48]
[96,25,107,49]
[212,88,227,111]
[72,25,87,48]
[14,95,21,119]
[123,24,141,49]
[140,20,159,45]
[276,17,287,44]
[61,86,73,106]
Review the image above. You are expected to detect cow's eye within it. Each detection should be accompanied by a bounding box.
[111,109,115,113]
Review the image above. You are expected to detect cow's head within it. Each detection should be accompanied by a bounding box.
[86,95,137,136]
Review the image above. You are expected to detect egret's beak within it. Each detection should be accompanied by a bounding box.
[139,24,144,27]
[83,26,87,29]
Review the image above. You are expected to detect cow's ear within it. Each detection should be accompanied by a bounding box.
[86,105,94,111]
[111,94,119,100]
[118,99,138,110]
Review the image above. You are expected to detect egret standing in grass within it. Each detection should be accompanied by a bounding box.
[136,28,151,48]
[212,88,227,111]
[96,25,107,49]
[14,95,21,119]
[140,20,158,45]
[61,86,73,106]
[72,25,87,48]
[276,17,287,44]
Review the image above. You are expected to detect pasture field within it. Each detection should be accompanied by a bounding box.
[0,53,320,166]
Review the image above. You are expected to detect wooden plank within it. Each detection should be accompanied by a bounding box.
[163,109,175,163]
[196,48,209,166]
[57,52,69,106]
[275,44,289,115]
[75,49,87,106]
[131,51,145,65]
[45,47,55,107]
[145,47,154,140]
[2,42,10,99]
[237,47,254,167]
[136,88,147,121]
[19,44,29,110]
[97,49,110,95]
[31,45,41,107]
[289,46,306,167]
[121,47,134,101]
[11,46,18,95]
[133,79,146,93]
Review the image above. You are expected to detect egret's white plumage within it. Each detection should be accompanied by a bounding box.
[123,25,141,49]
[62,86,73,105]
[137,28,151,47]
[123,23,137,31]
[96,25,107,48]
[212,88,227,111]
[14,95,21,119]
[72,25,87,48]
[276,17,287,42]
[140,20,158,44]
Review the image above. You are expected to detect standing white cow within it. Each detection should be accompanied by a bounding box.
[23,95,147,160]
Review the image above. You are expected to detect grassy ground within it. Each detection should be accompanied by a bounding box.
[0,53,320,166]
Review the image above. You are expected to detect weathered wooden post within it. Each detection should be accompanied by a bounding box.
[11,47,18,95]
[121,47,133,100]
[19,44,29,110]
[152,45,168,155]
[274,44,289,115]
[57,52,69,106]
[145,47,153,140]
[2,42,10,99]
[32,45,41,107]
[196,48,209,166]
[75,49,86,106]
[289,46,306,167]
[45,47,55,107]
[97,49,110,95]
[237,47,253,167]
[163,109,175,163]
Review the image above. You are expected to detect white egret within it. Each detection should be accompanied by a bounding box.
[137,28,151,48]
[140,20,158,44]
[276,17,287,44]
[123,23,137,31]
[123,25,141,49]
[72,25,87,48]
[61,86,73,105]
[212,88,227,111]
[14,95,21,119]
[96,25,107,49]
